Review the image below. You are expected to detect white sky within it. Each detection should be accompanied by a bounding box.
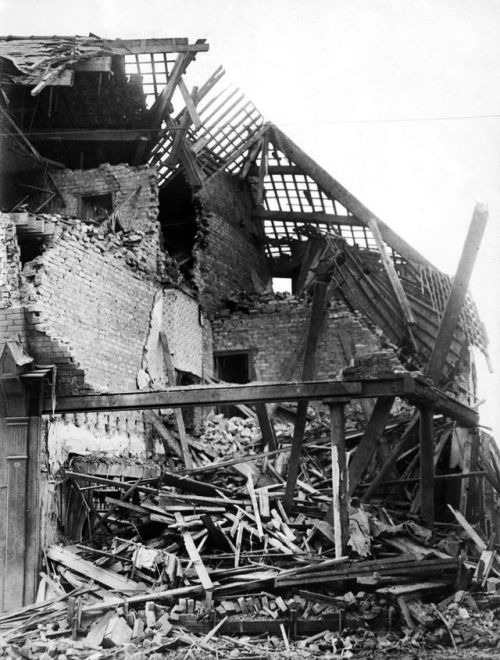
[2,0,499,433]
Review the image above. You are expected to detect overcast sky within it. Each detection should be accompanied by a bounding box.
[1,0,499,432]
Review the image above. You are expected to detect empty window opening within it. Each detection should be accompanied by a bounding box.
[18,235,48,265]
[272,277,292,294]
[79,193,113,222]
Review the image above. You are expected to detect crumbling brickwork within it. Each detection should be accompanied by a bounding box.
[0,214,26,343]
[194,172,270,314]
[51,163,161,272]
[21,220,158,394]
[212,296,382,382]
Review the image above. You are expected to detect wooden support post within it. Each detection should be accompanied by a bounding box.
[283,281,328,514]
[348,396,394,495]
[426,203,488,384]
[254,403,277,450]
[159,331,192,469]
[365,218,417,350]
[327,401,349,557]
[419,404,435,529]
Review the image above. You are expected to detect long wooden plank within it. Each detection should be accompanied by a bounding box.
[365,217,417,345]
[144,410,183,459]
[28,128,151,142]
[283,281,329,513]
[329,403,349,557]
[41,376,478,426]
[175,514,213,590]
[254,403,277,450]
[44,380,362,413]
[348,396,394,495]
[159,331,192,469]
[46,546,144,593]
[252,209,363,226]
[426,203,488,384]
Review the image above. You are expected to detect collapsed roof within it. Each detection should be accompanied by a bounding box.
[0,34,488,386]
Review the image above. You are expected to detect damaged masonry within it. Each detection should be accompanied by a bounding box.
[0,32,498,659]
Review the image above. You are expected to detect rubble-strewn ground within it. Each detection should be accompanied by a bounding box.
[1,412,499,659]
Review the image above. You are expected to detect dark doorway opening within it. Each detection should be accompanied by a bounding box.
[214,350,253,417]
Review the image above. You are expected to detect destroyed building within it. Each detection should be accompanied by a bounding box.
[0,34,499,657]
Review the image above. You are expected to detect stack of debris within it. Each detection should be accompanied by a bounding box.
[1,412,499,658]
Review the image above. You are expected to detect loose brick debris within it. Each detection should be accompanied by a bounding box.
[0,414,499,658]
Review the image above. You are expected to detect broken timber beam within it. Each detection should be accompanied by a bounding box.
[283,281,328,514]
[361,413,420,502]
[426,203,488,384]
[254,403,277,450]
[348,396,395,495]
[159,331,192,469]
[419,403,435,529]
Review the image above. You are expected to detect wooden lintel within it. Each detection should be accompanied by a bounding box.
[252,209,362,226]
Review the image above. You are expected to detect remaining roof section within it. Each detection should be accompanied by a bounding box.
[0,35,208,96]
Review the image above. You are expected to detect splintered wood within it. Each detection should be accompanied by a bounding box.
[1,407,497,657]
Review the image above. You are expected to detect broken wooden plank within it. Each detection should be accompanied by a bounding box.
[329,401,349,557]
[348,396,394,495]
[254,402,277,451]
[175,513,213,591]
[160,330,192,469]
[426,203,488,384]
[46,546,144,593]
[284,281,329,513]
[419,404,435,529]
[361,413,420,502]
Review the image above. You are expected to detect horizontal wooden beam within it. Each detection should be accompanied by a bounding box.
[74,56,112,72]
[28,129,150,142]
[39,374,478,426]
[44,380,362,414]
[249,165,304,176]
[253,209,363,226]
[101,38,209,55]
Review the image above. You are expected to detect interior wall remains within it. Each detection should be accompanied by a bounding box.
[212,296,383,383]
[193,172,270,315]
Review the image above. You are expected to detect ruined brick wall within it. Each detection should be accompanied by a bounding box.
[194,172,270,315]
[0,214,26,343]
[51,164,160,272]
[212,297,382,382]
[20,220,158,395]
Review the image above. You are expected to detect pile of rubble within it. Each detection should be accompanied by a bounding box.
[1,412,499,658]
